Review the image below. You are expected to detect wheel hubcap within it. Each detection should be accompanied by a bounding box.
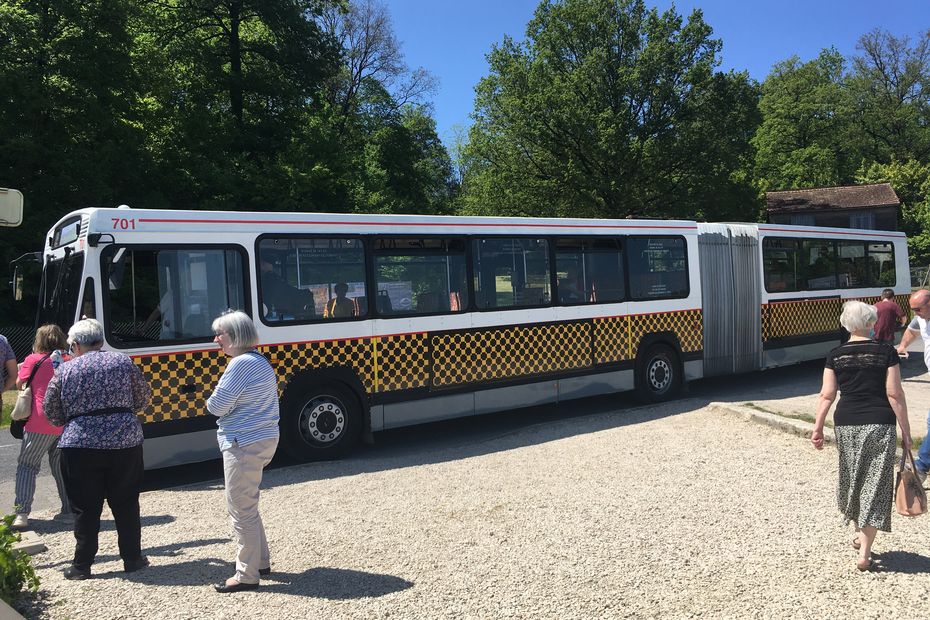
[299,396,346,445]
[648,358,671,392]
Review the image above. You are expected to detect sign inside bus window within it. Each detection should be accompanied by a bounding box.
[111,217,137,230]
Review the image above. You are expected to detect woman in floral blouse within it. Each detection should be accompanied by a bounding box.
[44,318,153,580]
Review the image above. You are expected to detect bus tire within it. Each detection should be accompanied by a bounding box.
[635,344,682,403]
[279,381,362,461]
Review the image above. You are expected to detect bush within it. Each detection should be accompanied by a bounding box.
[0,514,39,604]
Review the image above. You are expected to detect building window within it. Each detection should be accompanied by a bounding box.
[849,212,875,230]
[789,214,815,226]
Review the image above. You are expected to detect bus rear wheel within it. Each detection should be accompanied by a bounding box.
[280,381,362,461]
[635,344,682,403]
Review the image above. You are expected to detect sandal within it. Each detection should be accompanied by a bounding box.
[851,535,861,551]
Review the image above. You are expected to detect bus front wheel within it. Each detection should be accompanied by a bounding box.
[280,381,362,461]
[635,344,682,403]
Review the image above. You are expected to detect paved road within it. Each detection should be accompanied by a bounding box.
[2,337,926,518]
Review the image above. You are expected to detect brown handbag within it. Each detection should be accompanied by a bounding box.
[895,449,927,517]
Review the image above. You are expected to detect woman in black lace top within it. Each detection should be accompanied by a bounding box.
[812,300,911,571]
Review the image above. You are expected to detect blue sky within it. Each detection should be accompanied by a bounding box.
[383,0,930,145]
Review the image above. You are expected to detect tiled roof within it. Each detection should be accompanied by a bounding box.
[765,183,899,213]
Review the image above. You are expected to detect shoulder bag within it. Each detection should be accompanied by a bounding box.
[9,353,50,440]
[895,449,927,517]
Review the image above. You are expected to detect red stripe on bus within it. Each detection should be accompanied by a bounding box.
[764,298,839,305]
[136,218,697,230]
[758,226,905,238]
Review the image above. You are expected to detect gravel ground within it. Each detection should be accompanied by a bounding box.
[10,398,930,619]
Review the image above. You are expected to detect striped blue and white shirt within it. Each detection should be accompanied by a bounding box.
[207,351,280,450]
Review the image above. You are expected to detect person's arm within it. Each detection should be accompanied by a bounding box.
[3,358,17,391]
[897,325,920,355]
[129,363,153,412]
[43,374,66,426]
[15,356,33,390]
[811,367,837,450]
[206,358,244,418]
[886,363,911,451]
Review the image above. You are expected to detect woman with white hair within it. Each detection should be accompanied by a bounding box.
[44,318,152,580]
[207,310,279,593]
[811,300,911,571]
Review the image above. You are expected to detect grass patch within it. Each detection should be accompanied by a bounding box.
[742,402,924,450]
[1,390,14,428]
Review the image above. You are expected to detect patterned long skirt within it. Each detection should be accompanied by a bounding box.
[835,424,896,532]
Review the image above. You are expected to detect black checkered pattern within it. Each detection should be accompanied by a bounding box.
[431,322,592,387]
[133,349,227,423]
[762,298,842,341]
[628,309,704,356]
[377,334,429,391]
[264,339,375,393]
[134,309,707,422]
[593,316,631,364]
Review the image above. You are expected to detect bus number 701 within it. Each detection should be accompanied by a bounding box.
[111,217,136,230]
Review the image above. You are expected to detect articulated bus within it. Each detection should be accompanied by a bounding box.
[13,208,909,468]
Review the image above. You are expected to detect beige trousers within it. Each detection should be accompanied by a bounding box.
[222,436,278,583]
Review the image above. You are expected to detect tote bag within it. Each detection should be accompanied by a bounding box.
[895,449,928,517]
[8,354,50,440]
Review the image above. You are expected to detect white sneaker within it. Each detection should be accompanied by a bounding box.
[11,514,28,530]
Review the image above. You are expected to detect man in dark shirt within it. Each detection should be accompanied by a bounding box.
[873,288,905,345]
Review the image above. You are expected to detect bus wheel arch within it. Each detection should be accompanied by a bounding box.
[634,334,683,403]
[279,368,367,461]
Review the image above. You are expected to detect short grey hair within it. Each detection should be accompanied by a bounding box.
[68,318,105,347]
[840,300,877,334]
[212,310,258,351]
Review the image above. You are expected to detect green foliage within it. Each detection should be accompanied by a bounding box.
[0,514,39,604]
[460,0,761,222]
[848,30,930,164]
[752,49,856,191]
[0,0,457,328]
[856,159,930,266]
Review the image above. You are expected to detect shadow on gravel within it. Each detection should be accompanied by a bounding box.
[872,550,930,574]
[259,566,413,599]
[149,358,927,492]
[34,537,229,572]
[26,513,176,536]
[10,590,52,620]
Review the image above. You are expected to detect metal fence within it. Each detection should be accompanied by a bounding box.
[0,324,35,360]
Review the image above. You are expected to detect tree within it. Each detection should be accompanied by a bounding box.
[0,0,151,323]
[321,0,436,128]
[849,29,930,164]
[139,0,344,210]
[460,0,760,221]
[752,49,856,192]
[856,159,930,267]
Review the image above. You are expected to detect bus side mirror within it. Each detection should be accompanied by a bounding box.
[12,266,24,301]
[0,188,23,227]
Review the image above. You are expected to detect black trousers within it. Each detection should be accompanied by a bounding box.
[61,445,144,572]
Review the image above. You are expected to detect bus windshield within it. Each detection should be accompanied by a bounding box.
[36,252,84,331]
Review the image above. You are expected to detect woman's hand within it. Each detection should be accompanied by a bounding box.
[902,433,913,452]
[811,428,824,450]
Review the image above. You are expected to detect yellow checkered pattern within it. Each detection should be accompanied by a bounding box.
[761,298,842,341]
[133,349,227,423]
[133,310,705,422]
[376,334,429,391]
[629,310,704,355]
[431,322,592,387]
[761,294,908,342]
[593,316,631,364]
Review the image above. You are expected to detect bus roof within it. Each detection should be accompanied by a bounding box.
[73,206,701,236]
